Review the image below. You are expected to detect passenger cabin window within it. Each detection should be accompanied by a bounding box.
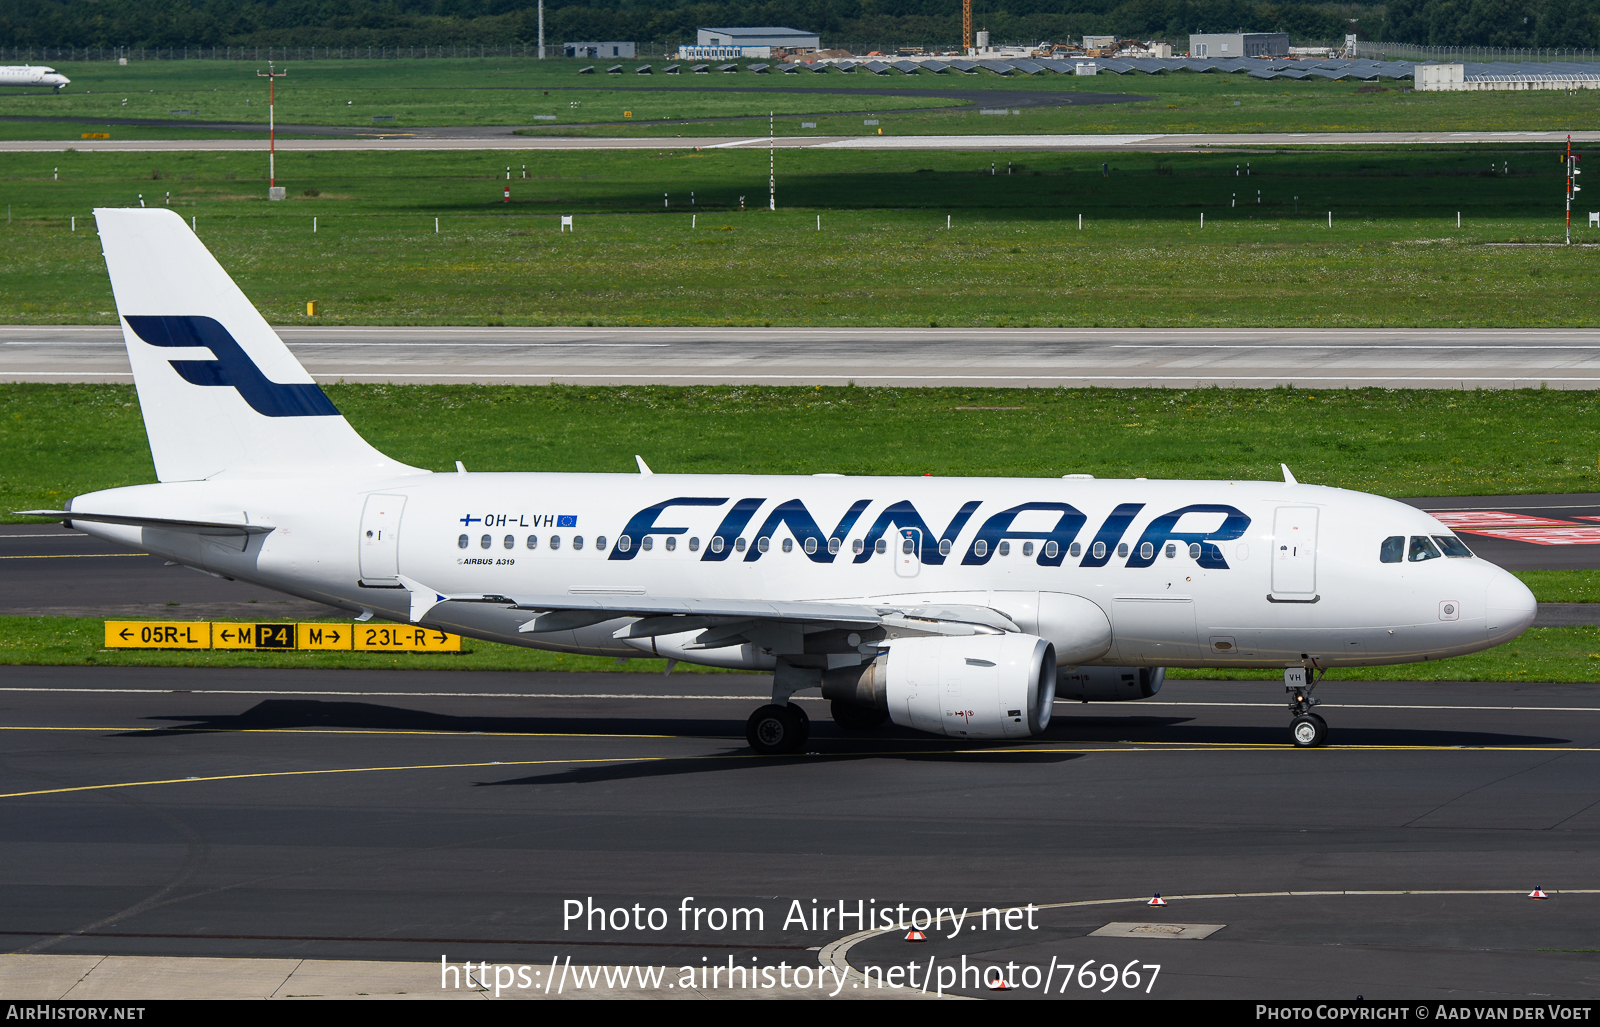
[938,539,952,556]
[782,538,793,553]
[852,539,863,554]
[1091,541,1104,559]
[1022,541,1034,557]
[688,537,700,552]
[998,541,1011,557]
[458,534,468,549]
[804,538,817,555]
[550,535,562,550]
[711,536,725,553]
[480,534,491,549]
[829,538,842,555]
[641,536,652,551]
[1139,542,1154,560]
[1068,542,1080,558]
[1117,543,1129,558]
[1188,543,1201,560]
[504,535,514,550]
[1164,543,1176,559]
[573,536,585,551]
[665,537,675,551]
[1045,541,1058,559]
[1434,535,1473,558]
[874,539,887,554]
[1408,535,1441,562]
[1380,536,1403,563]
[736,538,747,553]
[902,538,913,554]
[974,540,989,557]
[758,537,771,553]
[526,535,538,550]
[618,535,632,552]
[597,536,607,551]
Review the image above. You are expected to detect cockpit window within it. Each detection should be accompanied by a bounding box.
[1434,535,1473,558]
[1408,535,1442,562]
[1380,536,1404,563]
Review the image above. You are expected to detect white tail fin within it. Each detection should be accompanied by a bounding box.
[95,207,422,482]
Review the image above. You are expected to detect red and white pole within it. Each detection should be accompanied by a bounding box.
[257,62,287,190]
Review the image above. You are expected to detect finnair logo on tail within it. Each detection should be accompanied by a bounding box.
[124,315,339,418]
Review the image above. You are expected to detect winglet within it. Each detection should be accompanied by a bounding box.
[1281,463,1298,486]
[636,455,653,475]
[396,574,448,624]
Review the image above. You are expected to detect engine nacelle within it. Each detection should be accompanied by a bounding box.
[824,634,1057,739]
[1057,666,1165,702]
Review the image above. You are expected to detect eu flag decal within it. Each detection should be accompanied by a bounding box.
[557,515,578,528]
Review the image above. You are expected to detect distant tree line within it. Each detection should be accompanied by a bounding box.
[0,0,1594,50]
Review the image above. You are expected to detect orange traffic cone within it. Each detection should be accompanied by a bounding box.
[988,977,1013,990]
[905,929,928,941]
[1148,893,1167,906]
[1529,887,1549,900]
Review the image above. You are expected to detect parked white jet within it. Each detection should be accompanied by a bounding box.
[0,65,70,91]
[22,209,1538,752]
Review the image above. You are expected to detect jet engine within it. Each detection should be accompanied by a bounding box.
[822,634,1056,739]
[1056,666,1165,702]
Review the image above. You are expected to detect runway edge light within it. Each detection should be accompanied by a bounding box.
[1148,893,1167,906]
[1529,887,1549,899]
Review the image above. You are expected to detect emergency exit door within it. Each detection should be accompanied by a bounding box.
[359,494,406,581]
[1272,506,1318,595]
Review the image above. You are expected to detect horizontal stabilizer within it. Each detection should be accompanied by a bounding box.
[15,510,274,536]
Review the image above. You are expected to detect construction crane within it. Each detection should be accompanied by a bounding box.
[963,0,972,53]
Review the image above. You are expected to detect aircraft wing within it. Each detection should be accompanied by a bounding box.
[395,576,1018,653]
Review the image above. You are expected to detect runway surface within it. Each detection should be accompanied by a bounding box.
[5,494,1598,624]
[13,326,1600,390]
[2,130,1597,152]
[3,665,1598,998]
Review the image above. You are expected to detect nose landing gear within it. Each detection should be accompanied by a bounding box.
[1286,662,1327,747]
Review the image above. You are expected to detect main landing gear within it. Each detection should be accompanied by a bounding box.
[746,703,810,755]
[1286,662,1328,748]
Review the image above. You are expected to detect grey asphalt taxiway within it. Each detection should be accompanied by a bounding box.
[3,665,1599,998]
[12,325,1600,389]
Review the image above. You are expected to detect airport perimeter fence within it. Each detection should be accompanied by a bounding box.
[0,44,699,63]
[1354,40,1600,63]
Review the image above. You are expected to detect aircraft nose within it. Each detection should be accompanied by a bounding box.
[1486,569,1537,643]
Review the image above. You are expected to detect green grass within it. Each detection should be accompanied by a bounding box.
[11,57,1600,136]
[1168,627,1600,682]
[4,615,1596,682]
[8,383,1600,519]
[0,147,1595,328]
[1512,570,1600,603]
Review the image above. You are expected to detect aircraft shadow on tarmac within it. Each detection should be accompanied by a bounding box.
[129,699,1567,759]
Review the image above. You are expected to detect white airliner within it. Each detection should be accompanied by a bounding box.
[22,209,1538,752]
[0,65,70,90]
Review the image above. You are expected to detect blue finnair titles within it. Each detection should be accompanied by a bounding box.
[607,497,1249,569]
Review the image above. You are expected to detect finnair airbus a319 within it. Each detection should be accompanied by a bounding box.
[24,209,1538,752]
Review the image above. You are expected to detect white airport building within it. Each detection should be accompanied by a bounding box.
[564,41,635,58]
[680,26,820,58]
[1188,32,1290,57]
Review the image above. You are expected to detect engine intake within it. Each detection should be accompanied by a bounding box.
[824,634,1056,739]
[1057,666,1164,702]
